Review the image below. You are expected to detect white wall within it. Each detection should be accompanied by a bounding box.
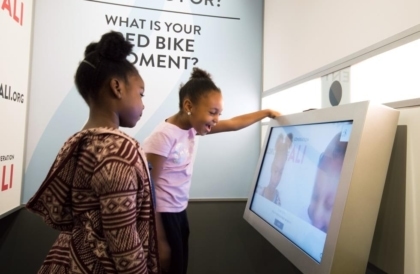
[263,0,420,91]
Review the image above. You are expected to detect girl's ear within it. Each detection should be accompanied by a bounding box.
[183,98,193,114]
[109,78,123,99]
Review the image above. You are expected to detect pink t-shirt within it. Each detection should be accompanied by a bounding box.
[143,121,197,213]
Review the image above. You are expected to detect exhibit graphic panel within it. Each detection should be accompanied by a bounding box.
[24,0,264,202]
[0,0,33,216]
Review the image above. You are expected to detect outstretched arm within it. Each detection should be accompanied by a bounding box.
[209,109,280,134]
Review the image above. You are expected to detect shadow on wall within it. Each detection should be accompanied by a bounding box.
[187,201,302,274]
[0,207,59,273]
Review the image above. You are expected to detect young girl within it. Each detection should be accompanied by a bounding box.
[261,133,293,205]
[26,31,160,274]
[143,68,280,274]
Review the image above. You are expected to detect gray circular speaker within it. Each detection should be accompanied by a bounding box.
[329,81,342,106]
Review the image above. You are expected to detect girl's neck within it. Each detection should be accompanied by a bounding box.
[167,111,192,130]
[83,106,119,130]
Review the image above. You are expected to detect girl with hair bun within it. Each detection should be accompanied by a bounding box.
[143,67,280,274]
[27,31,160,274]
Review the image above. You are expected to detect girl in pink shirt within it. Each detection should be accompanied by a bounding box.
[143,67,279,274]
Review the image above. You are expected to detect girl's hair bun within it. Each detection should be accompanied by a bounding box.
[96,31,133,61]
[84,42,98,57]
[190,67,211,80]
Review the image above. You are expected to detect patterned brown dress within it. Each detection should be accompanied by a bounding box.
[26,128,160,274]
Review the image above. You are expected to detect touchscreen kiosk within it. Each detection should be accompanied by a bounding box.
[244,101,399,274]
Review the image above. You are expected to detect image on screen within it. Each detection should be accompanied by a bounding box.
[250,120,353,263]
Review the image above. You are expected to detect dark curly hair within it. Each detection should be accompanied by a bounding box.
[74,31,138,103]
[178,67,221,109]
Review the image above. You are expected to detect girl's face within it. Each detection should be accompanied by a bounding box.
[119,73,145,128]
[307,153,343,233]
[189,90,223,135]
[307,169,339,233]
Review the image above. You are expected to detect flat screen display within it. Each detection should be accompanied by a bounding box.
[250,120,353,263]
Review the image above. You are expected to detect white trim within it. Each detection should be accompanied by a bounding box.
[384,98,420,109]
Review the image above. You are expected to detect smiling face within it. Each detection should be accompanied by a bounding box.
[188,90,223,135]
[118,73,145,128]
[308,133,347,233]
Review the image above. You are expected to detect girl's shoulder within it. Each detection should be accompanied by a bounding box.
[144,122,195,150]
[77,127,141,164]
[150,121,194,138]
[80,127,138,147]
